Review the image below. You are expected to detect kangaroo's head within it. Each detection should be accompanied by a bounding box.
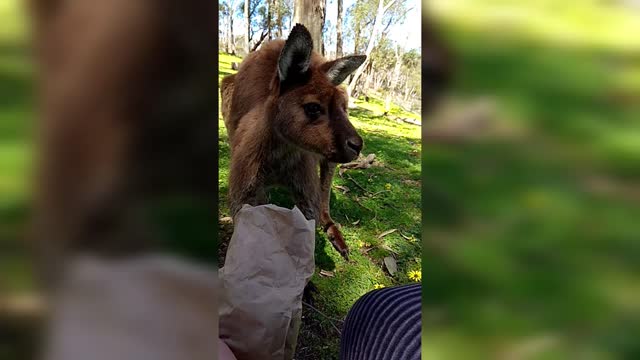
[273,24,366,163]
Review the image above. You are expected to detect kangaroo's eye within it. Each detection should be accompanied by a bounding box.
[303,103,324,120]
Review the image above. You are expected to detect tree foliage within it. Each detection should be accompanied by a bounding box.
[219,0,421,110]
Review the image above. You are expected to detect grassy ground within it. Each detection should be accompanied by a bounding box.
[0,2,37,359]
[218,53,422,359]
[424,0,640,358]
[0,0,35,294]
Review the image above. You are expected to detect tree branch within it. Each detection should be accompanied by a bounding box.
[381,16,394,35]
[302,301,342,335]
[251,30,268,51]
[383,0,399,12]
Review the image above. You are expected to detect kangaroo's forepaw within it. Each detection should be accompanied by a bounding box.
[326,224,349,261]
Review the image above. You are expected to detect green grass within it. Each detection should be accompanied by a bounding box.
[218,52,422,359]
[0,0,35,294]
[424,0,640,358]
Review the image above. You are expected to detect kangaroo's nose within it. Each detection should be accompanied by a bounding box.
[346,136,363,154]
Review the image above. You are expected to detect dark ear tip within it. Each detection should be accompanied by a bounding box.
[351,55,367,66]
[290,23,312,39]
[292,23,306,30]
[286,23,313,50]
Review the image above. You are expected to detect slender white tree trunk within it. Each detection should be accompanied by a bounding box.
[230,0,236,54]
[336,0,343,58]
[385,44,403,113]
[346,0,397,106]
[275,0,282,37]
[364,65,373,90]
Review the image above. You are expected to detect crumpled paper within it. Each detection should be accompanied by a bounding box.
[219,204,316,360]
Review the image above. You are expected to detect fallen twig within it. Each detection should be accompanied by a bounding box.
[381,200,402,211]
[377,228,397,239]
[354,197,376,214]
[319,270,335,277]
[345,174,371,194]
[401,118,421,126]
[302,301,343,335]
[369,190,390,198]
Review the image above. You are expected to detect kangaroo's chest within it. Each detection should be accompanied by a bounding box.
[263,145,310,185]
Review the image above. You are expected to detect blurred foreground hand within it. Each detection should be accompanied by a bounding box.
[27,0,218,358]
[43,255,220,360]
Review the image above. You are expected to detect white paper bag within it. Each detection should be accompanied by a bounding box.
[219,204,316,360]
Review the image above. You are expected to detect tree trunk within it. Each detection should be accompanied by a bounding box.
[346,0,397,105]
[364,61,373,90]
[223,10,229,53]
[245,0,250,54]
[289,0,293,30]
[404,83,412,102]
[336,0,343,58]
[353,25,361,54]
[293,0,325,54]
[275,0,282,38]
[322,0,326,56]
[230,2,236,55]
[267,0,273,40]
[385,44,402,113]
[227,15,231,53]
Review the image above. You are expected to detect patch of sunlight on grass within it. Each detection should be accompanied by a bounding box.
[0,0,27,43]
[598,127,640,159]
[597,268,640,313]
[422,331,491,360]
[218,53,242,84]
[611,66,640,96]
[431,0,640,52]
[354,94,420,120]
[0,142,31,202]
[312,250,388,313]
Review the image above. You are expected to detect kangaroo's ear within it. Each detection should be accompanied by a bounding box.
[278,24,313,83]
[321,55,367,85]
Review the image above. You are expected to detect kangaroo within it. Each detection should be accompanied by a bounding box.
[220,24,366,259]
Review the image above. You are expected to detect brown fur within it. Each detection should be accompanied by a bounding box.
[221,28,365,258]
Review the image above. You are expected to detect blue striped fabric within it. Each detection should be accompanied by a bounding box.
[340,283,421,360]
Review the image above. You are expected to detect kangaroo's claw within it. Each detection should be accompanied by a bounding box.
[326,224,349,261]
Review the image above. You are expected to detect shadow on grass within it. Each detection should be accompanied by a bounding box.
[0,202,34,292]
[148,196,219,266]
[0,68,33,144]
